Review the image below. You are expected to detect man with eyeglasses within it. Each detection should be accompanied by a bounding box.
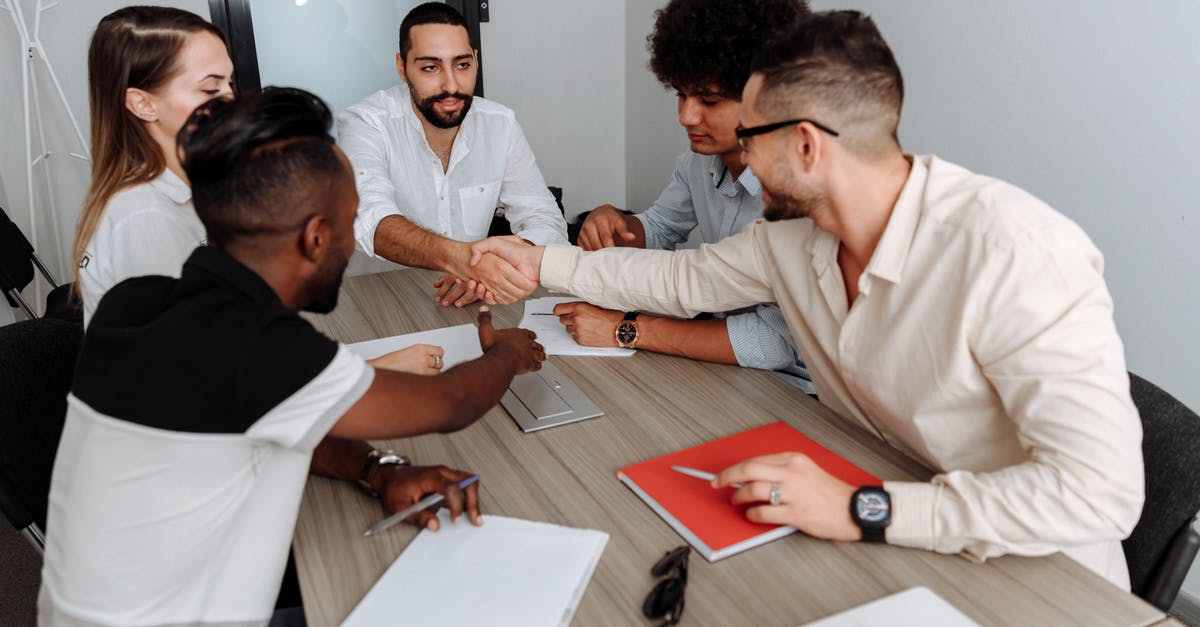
[560,0,814,394]
[471,11,1143,589]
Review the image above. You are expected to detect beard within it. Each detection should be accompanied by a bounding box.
[307,245,350,314]
[762,170,828,223]
[409,81,474,129]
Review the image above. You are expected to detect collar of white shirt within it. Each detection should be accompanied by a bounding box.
[149,168,192,205]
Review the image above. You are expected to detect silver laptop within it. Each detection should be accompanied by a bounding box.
[499,361,603,432]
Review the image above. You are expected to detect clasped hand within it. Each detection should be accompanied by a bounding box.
[437,236,540,306]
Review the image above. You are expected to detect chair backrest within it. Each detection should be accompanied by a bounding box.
[0,206,37,304]
[1123,372,1200,606]
[0,317,83,535]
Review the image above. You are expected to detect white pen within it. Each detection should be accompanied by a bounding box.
[363,475,480,537]
[671,465,744,488]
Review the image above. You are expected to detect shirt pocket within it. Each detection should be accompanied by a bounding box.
[457,180,502,241]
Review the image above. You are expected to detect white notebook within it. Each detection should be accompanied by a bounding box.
[341,511,608,627]
[802,587,979,627]
[519,297,635,357]
[346,323,482,368]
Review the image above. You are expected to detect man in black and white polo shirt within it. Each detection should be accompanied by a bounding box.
[39,88,546,627]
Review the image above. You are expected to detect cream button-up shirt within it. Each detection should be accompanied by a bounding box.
[337,84,567,257]
[540,155,1143,589]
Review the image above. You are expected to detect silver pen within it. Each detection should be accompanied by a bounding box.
[671,465,744,488]
[363,475,480,537]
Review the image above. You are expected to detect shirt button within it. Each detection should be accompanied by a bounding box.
[479,186,484,192]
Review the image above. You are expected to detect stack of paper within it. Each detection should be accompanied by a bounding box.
[802,587,980,626]
[519,297,635,357]
[342,511,608,627]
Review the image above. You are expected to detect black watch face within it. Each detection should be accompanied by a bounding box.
[855,491,890,523]
[616,321,637,346]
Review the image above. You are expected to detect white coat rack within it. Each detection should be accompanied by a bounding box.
[2,0,90,312]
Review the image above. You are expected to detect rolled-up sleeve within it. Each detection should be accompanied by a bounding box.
[725,304,800,371]
[337,108,403,258]
[636,155,699,251]
[498,122,568,245]
[884,227,1143,578]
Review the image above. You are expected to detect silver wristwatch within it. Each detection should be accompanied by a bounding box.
[358,449,411,496]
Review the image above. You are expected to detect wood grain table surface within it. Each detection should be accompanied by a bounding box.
[293,268,1163,627]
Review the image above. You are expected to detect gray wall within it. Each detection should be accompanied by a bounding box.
[481,0,626,220]
[624,0,686,215]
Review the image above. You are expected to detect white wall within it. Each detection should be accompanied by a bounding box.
[480,0,625,220]
[0,0,209,315]
[623,0,686,214]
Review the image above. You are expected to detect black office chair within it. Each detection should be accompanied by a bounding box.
[488,186,567,239]
[1122,372,1200,611]
[0,316,83,555]
[0,205,81,322]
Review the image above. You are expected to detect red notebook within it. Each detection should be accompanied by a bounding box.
[617,421,879,561]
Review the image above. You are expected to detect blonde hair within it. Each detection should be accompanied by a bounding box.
[72,6,226,292]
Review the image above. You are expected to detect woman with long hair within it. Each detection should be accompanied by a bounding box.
[72,6,446,374]
[73,6,232,327]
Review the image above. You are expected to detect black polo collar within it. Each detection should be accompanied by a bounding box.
[182,245,282,305]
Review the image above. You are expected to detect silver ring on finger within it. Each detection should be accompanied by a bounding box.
[433,354,442,368]
[769,482,782,506]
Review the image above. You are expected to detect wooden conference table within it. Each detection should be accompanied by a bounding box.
[294,268,1163,627]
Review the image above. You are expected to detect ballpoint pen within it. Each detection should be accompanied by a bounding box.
[363,474,480,537]
[671,465,744,488]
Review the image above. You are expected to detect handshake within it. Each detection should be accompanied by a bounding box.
[431,236,548,307]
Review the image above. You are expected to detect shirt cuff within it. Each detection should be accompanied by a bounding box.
[881,480,939,551]
[633,214,665,250]
[354,207,403,258]
[517,225,568,246]
[540,245,579,292]
[725,312,797,370]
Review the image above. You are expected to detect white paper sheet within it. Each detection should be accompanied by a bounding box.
[519,297,635,357]
[347,323,482,369]
[801,587,979,627]
[341,511,609,627]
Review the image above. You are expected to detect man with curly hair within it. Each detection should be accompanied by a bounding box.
[559,0,815,394]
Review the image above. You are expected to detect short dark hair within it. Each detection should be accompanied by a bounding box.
[648,0,808,99]
[751,11,904,159]
[177,87,344,247]
[399,2,467,59]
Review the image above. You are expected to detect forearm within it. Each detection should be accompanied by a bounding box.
[373,214,472,275]
[332,346,521,440]
[540,232,774,318]
[310,436,373,481]
[637,316,737,364]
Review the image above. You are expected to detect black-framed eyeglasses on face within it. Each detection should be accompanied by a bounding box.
[642,545,689,626]
[735,118,840,151]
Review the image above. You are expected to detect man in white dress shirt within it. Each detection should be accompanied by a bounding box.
[338,2,566,307]
[470,11,1144,589]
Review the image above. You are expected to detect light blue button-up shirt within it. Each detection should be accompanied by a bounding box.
[634,152,813,392]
